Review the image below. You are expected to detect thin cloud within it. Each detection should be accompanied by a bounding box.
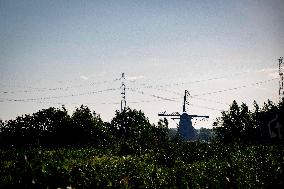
[126,75,145,81]
[80,76,89,80]
[257,67,278,73]
[252,85,269,91]
[256,67,278,79]
[268,72,278,79]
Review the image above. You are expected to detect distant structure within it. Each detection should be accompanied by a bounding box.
[120,73,126,111]
[279,57,284,102]
[158,90,209,140]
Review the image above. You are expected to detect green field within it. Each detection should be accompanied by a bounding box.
[1,143,283,188]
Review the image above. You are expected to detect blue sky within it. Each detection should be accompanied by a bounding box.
[1,0,283,128]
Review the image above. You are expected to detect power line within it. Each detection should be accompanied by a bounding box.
[1,66,275,94]
[129,88,179,102]
[133,69,263,90]
[130,78,277,101]
[1,78,270,111]
[1,78,277,106]
[191,96,230,105]
[1,97,224,112]
[149,88,229,105]
[185,102,225,112]
[0,78,119,94]
[129,88,223,111]
[192,78,277,97]
[0,88,118,102]
[128,78,277,103]
[1,74,278,115]
[128,78,277,111]
[7,99,165,106]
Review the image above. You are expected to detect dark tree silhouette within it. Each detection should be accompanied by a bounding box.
[110,108,170,155]
[71,105,106,146]
[214,100,284,144]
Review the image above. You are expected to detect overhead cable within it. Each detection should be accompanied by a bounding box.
[135,70,253,89]
[192,78,277,97]
[1,88,118,102]
[129,88,179,102]
[129,88,224,111]
[0,78,119,94]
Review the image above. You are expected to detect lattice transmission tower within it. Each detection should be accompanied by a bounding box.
[120,73,126,111]
[279,57,284,102]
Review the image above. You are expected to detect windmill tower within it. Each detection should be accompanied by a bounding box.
[158,90,209,140]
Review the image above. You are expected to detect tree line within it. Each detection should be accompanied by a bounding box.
[0,99,283,150]
[214,99,284,144]
[0,106,170,154]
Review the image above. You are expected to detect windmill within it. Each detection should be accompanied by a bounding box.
[158,90,209,140]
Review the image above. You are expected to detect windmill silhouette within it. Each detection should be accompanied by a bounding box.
[158,90,209,140]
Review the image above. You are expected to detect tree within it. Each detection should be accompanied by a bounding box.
[257,100,284,143]
[32,106,70,145]
[214,99,284,144]
[71,105,105,146]
[214,100,242,143]
[214,100,258,143]
[110,108,158,154]
[0,107,70,145]
[156,118,170,146]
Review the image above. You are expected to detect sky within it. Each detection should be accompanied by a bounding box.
[1,0,284,128]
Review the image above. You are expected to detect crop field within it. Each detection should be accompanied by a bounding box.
[1,143,283,188]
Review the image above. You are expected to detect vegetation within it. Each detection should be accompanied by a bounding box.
[214,100,284,144]
[0,100,283,188]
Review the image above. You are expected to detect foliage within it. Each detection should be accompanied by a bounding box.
[109,108,169,155]
[0,143,283,188]
[70,105,107,146]
[214,100,284,144]
[0,107,71,145]
[1,102,284,188]
[0,106,169,150]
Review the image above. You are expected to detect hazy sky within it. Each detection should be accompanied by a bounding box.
[1,0,284,128]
